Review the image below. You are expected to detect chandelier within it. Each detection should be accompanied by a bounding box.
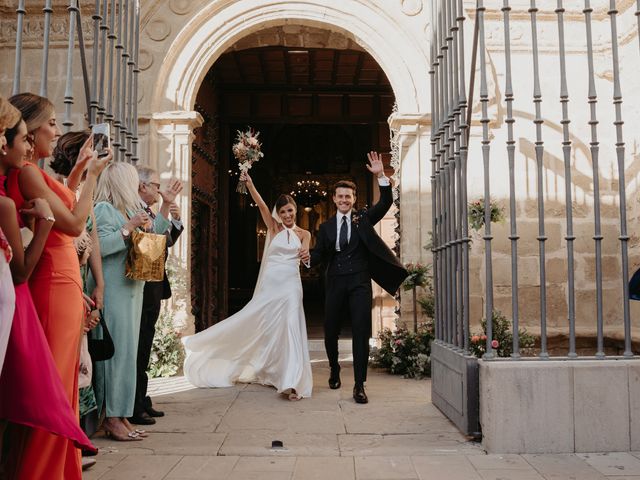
[291,178,327,212]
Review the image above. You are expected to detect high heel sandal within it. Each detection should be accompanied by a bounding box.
[288,389,302,401]
[121,418,149,437]
[102,419,142,442]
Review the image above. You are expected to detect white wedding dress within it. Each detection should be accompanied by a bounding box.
[182,227,313,398]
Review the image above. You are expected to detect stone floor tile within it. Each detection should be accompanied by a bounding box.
[233,456,296,472]
[165,456,240,479]
[476,470,545,480]
[522,454,606,480]
[292,457,355,480]
[338,433,482,456]
[411,455,482,480]
[219,431,340,456]
[217,390,345,434]
[341,402,458,435]
[92,432,227,456]
[226,472,292,480]
[467,455,534,470]
[354,456,418,480]
[94,454,182,480]
[82,455,125,480]
[577,452,640,476]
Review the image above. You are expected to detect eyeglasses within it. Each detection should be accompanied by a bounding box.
[145,182,160,189]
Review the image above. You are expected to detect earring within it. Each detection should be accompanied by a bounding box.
[0,150,6,156]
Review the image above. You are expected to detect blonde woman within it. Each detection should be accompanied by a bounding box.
[87,162,176,441]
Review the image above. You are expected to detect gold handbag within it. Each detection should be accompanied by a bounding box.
[125,229,167,281]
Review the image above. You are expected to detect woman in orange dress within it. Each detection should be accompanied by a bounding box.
[6,93,109,480]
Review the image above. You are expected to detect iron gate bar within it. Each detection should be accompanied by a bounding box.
[12,0,26,96]
[608,1,633,358]
[126,0,135,161]
[90,0,103,126]
[112,0,123,160]
[583,0,605,359]
[118,0,130,160]
[501,0,520,358]
[529,0,549,359]
[40,0,53,97]
[556,0,577,358]
[105,0,117,126]
[457,0,470,355]
[477,0,495,359]
[98,0,109,122]
[77,1,93,123]
[132,1,140,162]
[63,0,79,132]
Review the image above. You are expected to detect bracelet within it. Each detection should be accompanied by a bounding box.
[39,215,55,223]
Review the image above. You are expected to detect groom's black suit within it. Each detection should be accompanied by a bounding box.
[310,182,408,385]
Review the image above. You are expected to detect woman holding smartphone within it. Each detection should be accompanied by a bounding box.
[6,93,109,480]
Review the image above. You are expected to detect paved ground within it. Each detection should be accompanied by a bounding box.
[84,353,640,479]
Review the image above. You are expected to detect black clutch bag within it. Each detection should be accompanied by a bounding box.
[88,310,115,361]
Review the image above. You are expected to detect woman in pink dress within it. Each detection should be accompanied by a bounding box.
[0,98,96,477]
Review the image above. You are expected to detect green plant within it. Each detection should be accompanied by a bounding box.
[417,293,435,319]
[469,310,536,358]
[370,322,435,378]
[468,198,505,231]
[402,262,430,291]
[148,309,184,378]
[148,255,188,378]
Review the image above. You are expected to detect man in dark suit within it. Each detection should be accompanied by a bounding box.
[300,152,407,404]
[130,167,184,425]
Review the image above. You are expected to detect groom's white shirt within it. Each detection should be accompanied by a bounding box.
[334,176,389,252]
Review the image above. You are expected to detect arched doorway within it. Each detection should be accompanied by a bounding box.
[190,39,394,335]
[147,0,433,336]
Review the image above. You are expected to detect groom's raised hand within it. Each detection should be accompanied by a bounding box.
[366,151,385,178]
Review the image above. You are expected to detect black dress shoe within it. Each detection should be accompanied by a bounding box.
[353,384,368,404]
[128,411,156,425]
[328,367,341,390]
[146,406,165,418]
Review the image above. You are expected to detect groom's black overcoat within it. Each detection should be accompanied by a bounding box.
[310,183,408,384]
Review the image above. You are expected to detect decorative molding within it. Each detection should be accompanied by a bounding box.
[146,18,171,41]
[169,0,193,15]
[400,0,423,17]
[138,48,154,71]
[0,14,95,47]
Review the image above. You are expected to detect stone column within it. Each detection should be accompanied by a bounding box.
[149,110,203,330]
[388,112,432,330]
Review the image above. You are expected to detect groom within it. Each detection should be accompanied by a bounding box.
[300,152,408,404]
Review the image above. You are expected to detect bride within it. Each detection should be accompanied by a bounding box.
[182,171,313,399]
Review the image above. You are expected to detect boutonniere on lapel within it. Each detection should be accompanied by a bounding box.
[351,208,366,227]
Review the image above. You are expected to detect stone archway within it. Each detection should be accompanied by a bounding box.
[146,0,433,331]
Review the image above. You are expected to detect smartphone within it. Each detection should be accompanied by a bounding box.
[91,123,110,158]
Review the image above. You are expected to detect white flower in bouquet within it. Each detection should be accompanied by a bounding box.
[232,128,264,194]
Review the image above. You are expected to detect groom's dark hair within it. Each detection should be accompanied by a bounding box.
[332,180,357,195]
[275,194,297,212]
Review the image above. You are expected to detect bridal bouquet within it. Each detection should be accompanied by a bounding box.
[232,127,264,194]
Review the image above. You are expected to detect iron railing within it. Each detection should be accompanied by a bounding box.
[431,0,637,360]
[10,0,141,162]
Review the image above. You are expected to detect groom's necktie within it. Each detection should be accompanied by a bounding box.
[339,215,348,251]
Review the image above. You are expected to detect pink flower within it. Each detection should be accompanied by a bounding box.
[491,339,499,349]
[394,339,403,346]
[471,335,480,343]
[480,335,487,341]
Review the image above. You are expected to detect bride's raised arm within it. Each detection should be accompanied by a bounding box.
[240,171,278,232]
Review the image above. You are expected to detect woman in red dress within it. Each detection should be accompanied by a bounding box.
[5,93,108,480]
[0,98,96,477]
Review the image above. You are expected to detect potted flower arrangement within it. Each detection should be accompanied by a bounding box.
[468,198,505,231]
